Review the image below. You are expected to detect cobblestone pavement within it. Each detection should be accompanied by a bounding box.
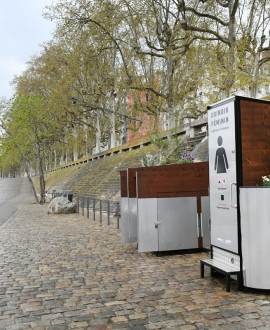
[0,201,270,330]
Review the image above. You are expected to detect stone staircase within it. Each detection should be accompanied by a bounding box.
[184,131,207,152]
[43,144,160,202]
[35,121,208,202]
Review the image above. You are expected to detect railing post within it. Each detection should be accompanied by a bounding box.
[99,200,102,223]
[117,215,120,229]
[87,197,90,219]
[77,196,80,214]
[82,196,85,216]
[117,202,120,229]
[93,198,96,221]
[107,200,110,225]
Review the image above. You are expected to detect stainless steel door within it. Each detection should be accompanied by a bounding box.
[121,197,137,244]
[128,197,137,243]
[121,197,129,243]
[201,196,210,248]
[240,187,270,289]
[157,197,198,251]
[137,198,158,252]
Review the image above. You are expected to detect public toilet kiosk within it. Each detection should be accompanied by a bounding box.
[201,95,270,291]
[121,162,210,253]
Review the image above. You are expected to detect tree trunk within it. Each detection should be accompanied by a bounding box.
[26,171,40,203]
[35,137,46,205]
[250,53,260,98]
[166,50,175,129]
[223,0,238,97]
[38,156,46,205]
[122,93,127,144]
[109,93,116,148]
[54,150,57,169]
[15,142,39,203]
[95,113,101,153]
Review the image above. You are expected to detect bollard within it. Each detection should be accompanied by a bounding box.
[116,202,120,229]
[99,200,102,223]
[87,197,90,219]
[107,200,109,225]
[77,196,80,214]
[93,198,96,221]
[82,196,84,216]
[117,214,120,229]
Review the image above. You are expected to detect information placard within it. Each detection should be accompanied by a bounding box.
[208,98,238,254]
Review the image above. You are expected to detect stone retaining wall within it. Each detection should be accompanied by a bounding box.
[34,144,159,201]
[33,118,208,201]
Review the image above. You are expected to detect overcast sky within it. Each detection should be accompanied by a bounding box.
[0,0,56,99]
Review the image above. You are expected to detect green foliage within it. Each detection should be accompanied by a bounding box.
[159,159,167,166]
[0,94,64,202]
[177,153,194,164]
[1,0,269,175]
[141,153,157,167]
[150,134,169,152]
[262,175,270,186]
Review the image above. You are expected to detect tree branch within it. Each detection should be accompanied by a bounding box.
[80,17,132,84]
[181,22,230,45]
[184,6,229,26]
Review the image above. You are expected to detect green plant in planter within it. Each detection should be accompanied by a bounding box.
[177,153,194,164]
[159,159,167,166]
[262,175,270,186]
[141,153,156,167]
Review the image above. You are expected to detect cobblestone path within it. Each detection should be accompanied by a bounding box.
[0,201,270,329]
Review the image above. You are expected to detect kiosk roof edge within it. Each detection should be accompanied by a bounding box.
[207,95,270,110]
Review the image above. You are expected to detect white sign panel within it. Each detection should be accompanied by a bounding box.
[208,99,238,254]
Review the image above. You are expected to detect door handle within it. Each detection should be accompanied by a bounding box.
[154,220,161,228]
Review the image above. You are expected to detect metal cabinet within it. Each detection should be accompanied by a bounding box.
[138,196,210,253]
[240,187,270,290]
[120,163,210,253]
[201,196,211,248]
[121,197,129,243]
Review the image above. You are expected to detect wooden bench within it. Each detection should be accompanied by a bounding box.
[200,258,241,292]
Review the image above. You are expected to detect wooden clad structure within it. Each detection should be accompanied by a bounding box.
[120,162,210,252]
[127,168,137,198]
[239,98,270,186]
[136,162,209,199]
[120,170,128,198]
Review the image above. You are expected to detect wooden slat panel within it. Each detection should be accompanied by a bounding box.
[127,168,137,198]
[240,99,270,186]
[120,170,128,197]
[136,162,209,198]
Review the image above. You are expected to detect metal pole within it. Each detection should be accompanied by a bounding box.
[117,215,120,229]
[99,200,102,223]
[117,202,120,229]
[107,200,110,225]
[77,196,80,214]
[82,197,84,216]
[87,197,90,219]
[93,198,96,221]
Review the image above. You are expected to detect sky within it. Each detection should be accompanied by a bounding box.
[0,0,56,99]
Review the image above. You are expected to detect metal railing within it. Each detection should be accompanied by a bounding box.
[75,196,120,229]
